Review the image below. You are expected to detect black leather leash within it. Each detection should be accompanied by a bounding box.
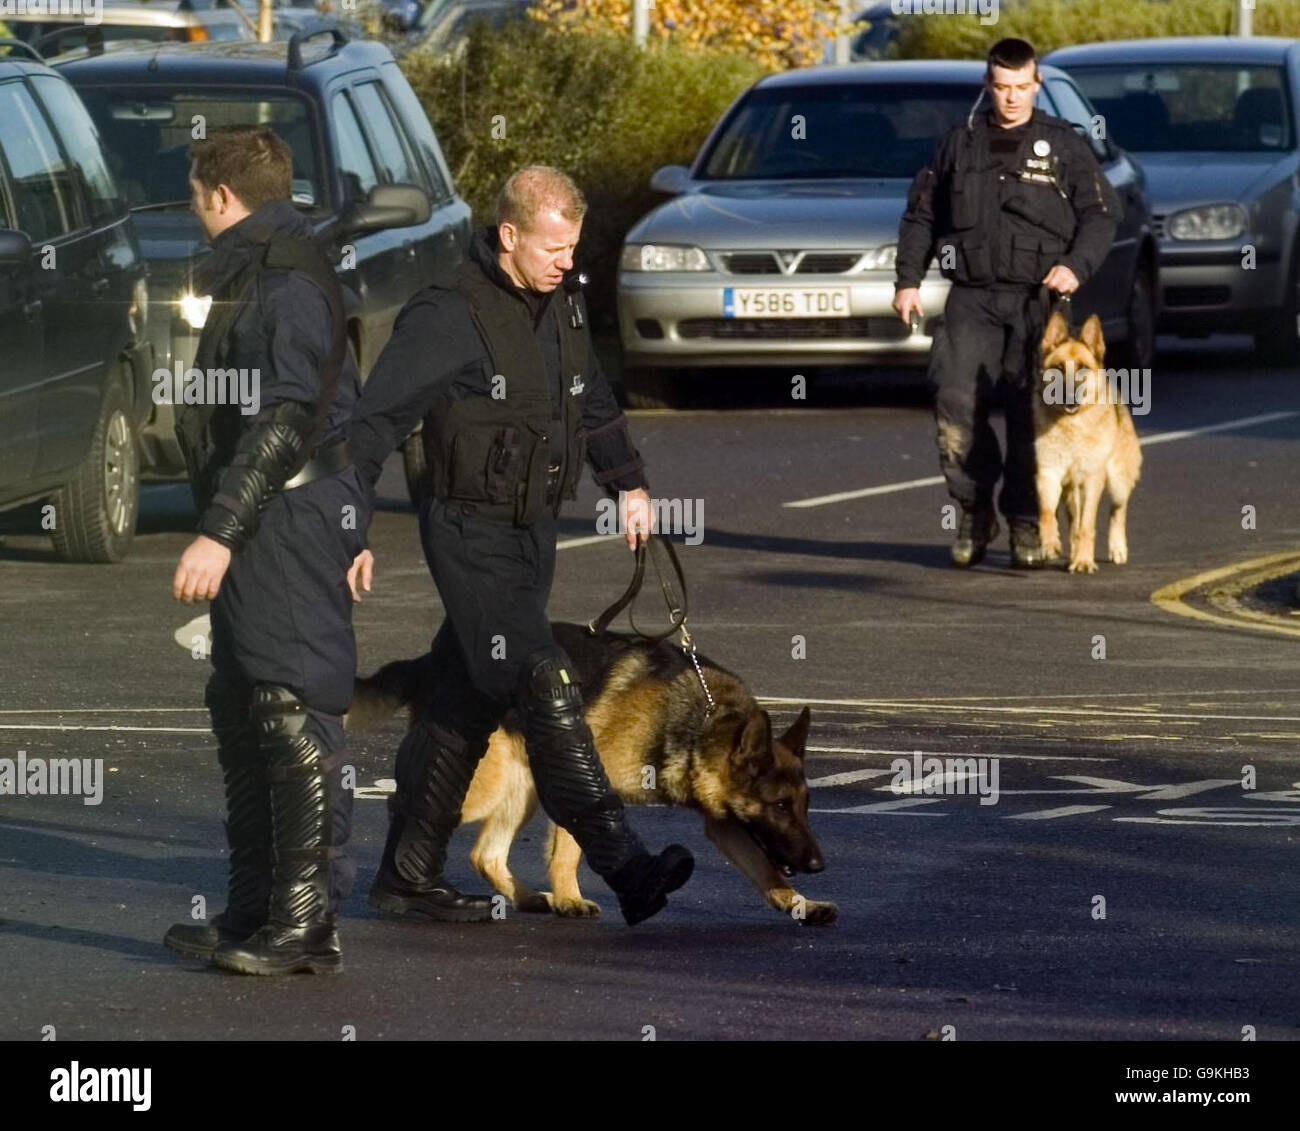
[587,533,716,716]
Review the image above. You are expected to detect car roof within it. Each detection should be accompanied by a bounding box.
[52,36,392,83]
[753,59,1071,88]
[1045,36,1297,67]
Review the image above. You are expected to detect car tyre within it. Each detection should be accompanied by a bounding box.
[50,373,139,563]
[623,367,685,409]
[1255,244,1300,367]
[1116,266,1156,373]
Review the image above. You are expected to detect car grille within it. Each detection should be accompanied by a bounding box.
[679,317,910,341]
[719,251,865,274]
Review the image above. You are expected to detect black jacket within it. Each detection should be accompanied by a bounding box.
[348,226,648,499]
[178,199,360,551]
[895,109,1120,291]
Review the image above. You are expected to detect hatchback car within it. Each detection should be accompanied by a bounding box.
[1045,36,1300,363]
[0,0,254,57]
[0,40,152,561]
[619,61,1158,407]
[55,30,471,497]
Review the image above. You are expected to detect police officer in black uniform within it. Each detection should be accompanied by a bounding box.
[893,37,1120,568]
[163,127,371,974]
[347,165,694,926]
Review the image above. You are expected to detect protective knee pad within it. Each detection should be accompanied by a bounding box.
[251,684,335,927]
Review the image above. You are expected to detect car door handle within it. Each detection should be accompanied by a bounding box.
[22,299,42,317]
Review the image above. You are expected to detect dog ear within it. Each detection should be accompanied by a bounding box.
[1080,314,1105,364]
[778,706,811,759]
[733,708,773,766]
[1041,311,1069,357]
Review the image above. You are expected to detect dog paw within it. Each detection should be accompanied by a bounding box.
[1108,545,1129,565]
[1068,558,1098,574]
[799,900,838,926]
[515,891,554,914]
[553,897,601,918]
[1040,537,1062,559]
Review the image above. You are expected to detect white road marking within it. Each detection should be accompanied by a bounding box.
[782,410,1299,508]
[0,724,209,733]
[806,768,895,788]
[556,533,620,550]
[804,745,1113,762]
[762,696,1300,724]
[1006,805,1112,820]
[811,797,947,816]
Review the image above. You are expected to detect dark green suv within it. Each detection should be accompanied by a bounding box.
[55,29,471,497]
[0,41,152,562]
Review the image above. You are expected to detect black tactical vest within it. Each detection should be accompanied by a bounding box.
[421,258,589,525]
[175,231,346,515]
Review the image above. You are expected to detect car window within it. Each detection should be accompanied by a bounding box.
[1065,64,1292,152]
[75,87,322,210]
[352,81,425,190]
[380,65,453,200]
[1046,78,1111,162]
[699,83,985,180]
[31,75,124,227]
[331,91,379,204]
[0,79,78,241]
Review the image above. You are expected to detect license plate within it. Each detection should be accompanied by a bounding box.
[722,288,850,318]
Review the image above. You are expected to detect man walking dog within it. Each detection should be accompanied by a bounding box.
[164,126,371,974]
[347,165,694,926]
[893,37,1119,568]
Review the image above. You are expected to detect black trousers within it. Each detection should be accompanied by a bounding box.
[928,285,1045,522]
[207,464,371,914]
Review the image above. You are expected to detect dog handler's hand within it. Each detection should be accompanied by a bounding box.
[622,488,653,551]
[172,535,232,604]
[893,287,923,325]
[347,549,374,602]
[1042,264,1079,294]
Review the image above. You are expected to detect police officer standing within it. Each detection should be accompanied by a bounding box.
[893,38,1119,568]
[347,166,694,926]
[163,127,371,974]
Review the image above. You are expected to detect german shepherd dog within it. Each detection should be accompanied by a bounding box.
[349,623,836,925]
[1034,311,1142,573]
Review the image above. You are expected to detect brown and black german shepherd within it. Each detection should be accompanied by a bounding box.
[349,623,836,926]
[1034,311,1143,573]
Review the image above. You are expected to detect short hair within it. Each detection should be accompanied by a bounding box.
[188,126,292,213]
[495,165,587,231]
[987,37,1038,77]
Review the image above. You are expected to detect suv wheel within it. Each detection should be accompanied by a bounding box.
[1255,246,1300,367]
[50,374,139,563]
[623,367,684,409]
[1117,267,1156,372]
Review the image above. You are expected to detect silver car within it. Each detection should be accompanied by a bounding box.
[618,61,1157,407]
[1045,36,1300,364]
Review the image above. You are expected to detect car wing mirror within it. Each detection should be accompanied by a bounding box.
[344,184,431,235]
[0,228,33,266]
[649,165,691,195]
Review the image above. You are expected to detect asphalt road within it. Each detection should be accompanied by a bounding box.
[1,334,1298,1042]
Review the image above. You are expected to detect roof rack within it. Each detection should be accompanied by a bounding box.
[0,38,46,64]
[287,24,349,72]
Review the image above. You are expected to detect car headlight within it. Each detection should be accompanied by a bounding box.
[860,244,897,270]
[128,276,148,339]
[620,244,710,271]
[1167,204,1248,241]
[176,290,212,330]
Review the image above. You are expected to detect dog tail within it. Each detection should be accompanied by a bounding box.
[347,654,430,732]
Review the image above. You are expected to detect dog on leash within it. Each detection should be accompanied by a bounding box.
[1034,311,1142,573]
[349,622,836,926]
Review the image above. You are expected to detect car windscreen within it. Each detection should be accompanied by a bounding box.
[697,82,983,180]
[1064,64,1293,152]
[74,87,322,211]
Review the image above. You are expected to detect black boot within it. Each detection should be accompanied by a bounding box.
[211,685,342,976]
[1009,518,1051,569]
[951,507,999,568]
[164,677,271,960]
[369,718,495,922]
[518,645,695,926]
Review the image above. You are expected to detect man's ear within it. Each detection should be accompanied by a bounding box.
[778,706,811,760]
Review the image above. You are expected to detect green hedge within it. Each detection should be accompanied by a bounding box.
[893,0,1300,60]
[400,18,771,330]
